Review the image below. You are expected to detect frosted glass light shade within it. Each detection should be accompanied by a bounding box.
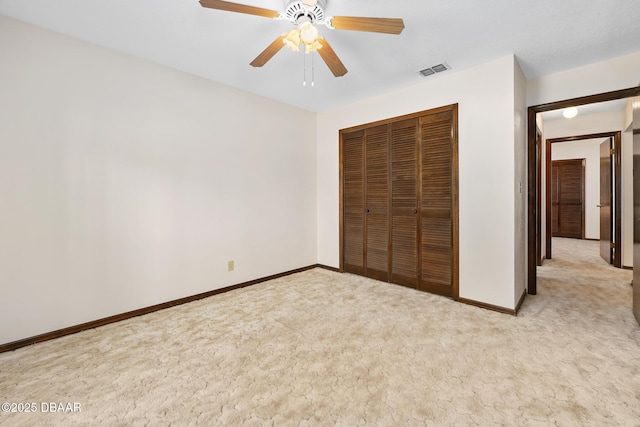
[563,107,578,119]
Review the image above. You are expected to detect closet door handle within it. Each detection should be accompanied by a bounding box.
[413,209,418,214]
[366,209,370,213]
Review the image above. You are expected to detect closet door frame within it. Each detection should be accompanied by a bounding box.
[339,104,459,300]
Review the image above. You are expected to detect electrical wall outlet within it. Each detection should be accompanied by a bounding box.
[228,260,234,272]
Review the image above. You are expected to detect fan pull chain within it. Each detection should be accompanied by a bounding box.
[302,52,315,88]
[311,51,315,87]
[303,51,307,86]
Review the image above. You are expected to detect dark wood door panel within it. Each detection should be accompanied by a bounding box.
[421,216,452,296]
[390,118,418,287]
[558,205,582,238]
[342,130,365,273]
[391,215,418,287]
[559,167,582,204]
[366,213,389,281]
[365,124,390,280]
[633,137,640,324]
[551,159,584,239]
[421,129,452,209]
[419,109,454,297]
[365,125,389,210]
[551,163,559,204]
[343,211,364,274]
[391,119,418,209]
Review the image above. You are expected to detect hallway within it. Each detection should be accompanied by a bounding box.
[524,236,637,338]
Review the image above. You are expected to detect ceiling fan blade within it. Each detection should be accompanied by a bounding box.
[330,16,405,34]
[250,36,286,67]
[199,0,280,19]
[317,38,348,77]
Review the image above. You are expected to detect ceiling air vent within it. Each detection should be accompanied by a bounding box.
[419,62,450,77]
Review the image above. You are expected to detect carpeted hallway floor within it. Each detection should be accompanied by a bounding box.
[0,238,638,426]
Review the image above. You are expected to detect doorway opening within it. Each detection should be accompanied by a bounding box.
[527,86,640,295]
[544,131,621,267]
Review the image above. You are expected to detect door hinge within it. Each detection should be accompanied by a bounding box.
[610,242,615,249]
[610,148,615,155]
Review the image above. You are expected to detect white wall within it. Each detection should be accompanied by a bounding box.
[550,138,604,239]
[317,55,520,310]
[514,59,527,305]
[543,110,628,263]
[527,51,640,107]
[0,17,318,345]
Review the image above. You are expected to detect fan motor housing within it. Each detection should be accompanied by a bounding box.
[285,0,326,23]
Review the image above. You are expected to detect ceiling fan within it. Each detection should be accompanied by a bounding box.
[199,0,405,77]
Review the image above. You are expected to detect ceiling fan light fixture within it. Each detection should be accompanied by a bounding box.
[284,21,322,53]
[283,29,301,51]
[305,39,322,53]
[299,21,319,44]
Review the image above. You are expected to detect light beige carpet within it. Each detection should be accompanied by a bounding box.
[1,238,639,426]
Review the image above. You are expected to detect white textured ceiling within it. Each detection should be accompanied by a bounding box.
[1,0,640,112]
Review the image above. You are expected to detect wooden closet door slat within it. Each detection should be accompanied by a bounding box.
[365,124,390,281]
[390,118,418,287]
[343,130,365,274]
[420,109,454,296]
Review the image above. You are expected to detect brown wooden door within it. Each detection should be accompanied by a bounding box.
[551,162,559,235]
[634,140,640,324]
[390,119,419,287]
[419,109,455,297]
[536,129,543,265]
[342,130,365,275]
[365,124,390,281]
[633,108,640,325]
[600,139,613,264]
[551,159,585,239]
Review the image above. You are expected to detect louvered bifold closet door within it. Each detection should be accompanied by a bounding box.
[343,130,365,275]
[420,108,455,297]
[390,118,419,287]
[365,124,390,281]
